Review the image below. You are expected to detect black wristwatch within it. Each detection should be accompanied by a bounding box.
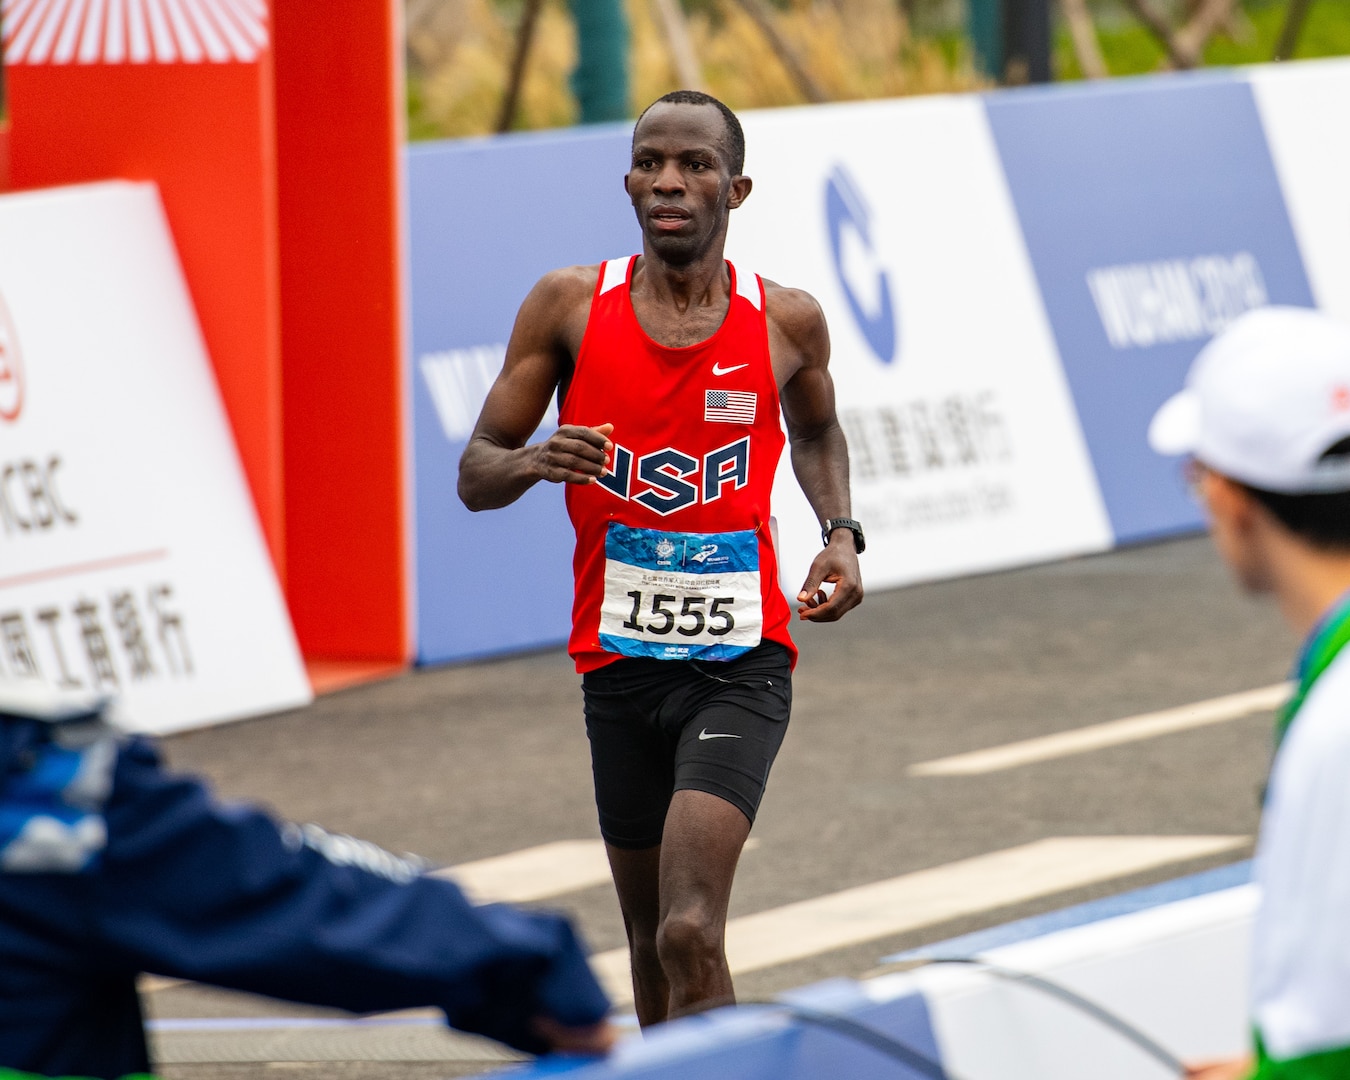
[822,517,865,554]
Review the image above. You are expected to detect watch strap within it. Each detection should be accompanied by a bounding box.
[822,517,865,553]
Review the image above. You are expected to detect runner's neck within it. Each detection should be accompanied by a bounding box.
[633,254,731,310]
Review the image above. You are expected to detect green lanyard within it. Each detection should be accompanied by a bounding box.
[1276,594,1350,747]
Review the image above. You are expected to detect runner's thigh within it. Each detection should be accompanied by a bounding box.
[583,667,679,850]
[670,643,792,827]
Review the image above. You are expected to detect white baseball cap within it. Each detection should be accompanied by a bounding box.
[1149,306,1350,493]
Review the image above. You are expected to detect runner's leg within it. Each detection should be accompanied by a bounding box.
[604,843,669,1025]
[656,789,751,1016]
[583,663,679,1026]
[653,644,792,1015]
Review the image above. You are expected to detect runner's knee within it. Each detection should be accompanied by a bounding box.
[623,912,660,956]
[629,935,664,985]
[656,907,722,969]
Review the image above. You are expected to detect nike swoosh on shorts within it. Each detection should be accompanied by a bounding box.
[698,729,742,740]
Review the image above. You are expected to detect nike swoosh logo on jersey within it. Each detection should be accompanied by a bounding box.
[712,362,750,376]
[698,729,742,740]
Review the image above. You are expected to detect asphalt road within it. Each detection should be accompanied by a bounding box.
[147,534,1294,1080]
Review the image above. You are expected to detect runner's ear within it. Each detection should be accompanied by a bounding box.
[728,175,752,210]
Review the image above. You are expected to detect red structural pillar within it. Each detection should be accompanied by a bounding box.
[273,0,409,663]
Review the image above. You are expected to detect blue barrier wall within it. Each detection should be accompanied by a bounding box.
[407,127,639,664]
[986,72,1314,543]
[502,981,942,1080]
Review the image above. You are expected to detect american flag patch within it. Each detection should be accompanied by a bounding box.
[704,389,757,424]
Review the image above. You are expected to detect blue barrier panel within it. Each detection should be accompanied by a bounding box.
[407,127,640,664]
[986,73,1315,544]
[500,980,945,1080]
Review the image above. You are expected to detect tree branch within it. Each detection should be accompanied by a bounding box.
[1060,0,1108,78]
[1274,0,1314,61]
[726,0,829,103]
[497,0,545,133]
[1174,0,1238,67]
[1120,0,1189,67]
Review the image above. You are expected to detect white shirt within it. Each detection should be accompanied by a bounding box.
[1251,650,1350,1060]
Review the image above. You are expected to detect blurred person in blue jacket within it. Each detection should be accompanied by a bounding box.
[1150,307,1350,1080]
[0,680,613,1079]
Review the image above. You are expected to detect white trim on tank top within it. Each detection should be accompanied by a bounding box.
[599,256,761,310]
[729,261,762,311]
[599,258,629,295]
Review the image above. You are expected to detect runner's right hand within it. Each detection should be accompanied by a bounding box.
[532,423,614,485]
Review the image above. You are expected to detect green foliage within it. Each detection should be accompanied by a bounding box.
[407,78,447,143]
[405,0,1350,138]
[1208,0,1350,63]
[1055,20,1161,79]
[1056,0,1350,81]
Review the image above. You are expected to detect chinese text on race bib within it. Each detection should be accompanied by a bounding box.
[599,523,763,661]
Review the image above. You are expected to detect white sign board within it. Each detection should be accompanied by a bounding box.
[1250,58,1350,327]
[727,96,1113,592]
[0,181,311,734]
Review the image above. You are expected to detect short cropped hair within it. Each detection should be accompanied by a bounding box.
[1243,437,1350,552]
[634,91,746,176]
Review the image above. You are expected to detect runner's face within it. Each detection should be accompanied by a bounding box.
[626,103,747,265]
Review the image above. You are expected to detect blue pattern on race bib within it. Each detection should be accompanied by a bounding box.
[604,525,759,575]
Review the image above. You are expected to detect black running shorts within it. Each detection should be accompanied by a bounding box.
[581,641,793,849]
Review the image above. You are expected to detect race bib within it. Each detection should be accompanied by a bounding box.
[599,523,763,661]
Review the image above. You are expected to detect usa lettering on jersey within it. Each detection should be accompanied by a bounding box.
[596,436,750,517]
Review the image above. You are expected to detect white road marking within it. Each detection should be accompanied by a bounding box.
[431,836,758,903]
[430,839,613,904]
[908,683,1291,777]
[590,834,1248,1003]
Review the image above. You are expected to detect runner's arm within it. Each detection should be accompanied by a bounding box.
[458,269,613,511]
[772,288,863,623]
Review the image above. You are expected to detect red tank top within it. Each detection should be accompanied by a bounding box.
[560,255,796,674]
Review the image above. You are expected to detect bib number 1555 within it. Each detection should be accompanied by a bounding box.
[622,591,736,637]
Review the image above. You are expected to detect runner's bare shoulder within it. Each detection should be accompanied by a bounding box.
[760,278,829,370]
[521,264,603,328]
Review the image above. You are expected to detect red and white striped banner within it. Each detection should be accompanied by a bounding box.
[1,0,268,64]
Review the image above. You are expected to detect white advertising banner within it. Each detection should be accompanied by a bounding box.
[727,96,1113,592]
[1249,58,1350,326]
[0,181,311,734]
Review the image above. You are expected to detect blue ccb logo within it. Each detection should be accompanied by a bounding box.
[825,164,898,365]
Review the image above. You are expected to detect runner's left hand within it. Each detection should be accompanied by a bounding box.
[796,538,862,622]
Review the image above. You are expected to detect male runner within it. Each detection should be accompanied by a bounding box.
[1147,307,1350,1080]
[458,90,863,1024]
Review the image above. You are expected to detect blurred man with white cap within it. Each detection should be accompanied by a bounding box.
[1150,306,1350,1080]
